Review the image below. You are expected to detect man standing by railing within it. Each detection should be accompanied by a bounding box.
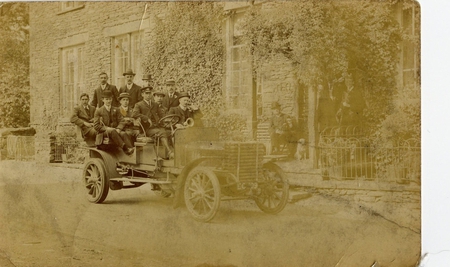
[268,101,297,157]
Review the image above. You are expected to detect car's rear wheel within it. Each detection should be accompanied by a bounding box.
[184,167,221,222]
[255,163,289,214]
[83,158,109,203]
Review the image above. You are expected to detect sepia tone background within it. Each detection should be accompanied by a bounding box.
[0,1,422,266]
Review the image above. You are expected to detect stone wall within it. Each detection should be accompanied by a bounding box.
[314,187,420,231]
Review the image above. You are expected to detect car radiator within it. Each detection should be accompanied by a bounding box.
[223,142,266,182]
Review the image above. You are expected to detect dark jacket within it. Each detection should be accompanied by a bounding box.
[162,92,180,110]
[117,106,137,131]
[93,105,120,133]
[70,104,96,137]
[168,106,193,124]
[118,83,142,109]
[132,100,165,129]
[91,84,119,108]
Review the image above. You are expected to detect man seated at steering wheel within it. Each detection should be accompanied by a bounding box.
[168,92,197,129]
[132,86,175,159]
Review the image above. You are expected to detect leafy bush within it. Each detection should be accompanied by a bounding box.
[203,112,248,141]
[0,3,30,128]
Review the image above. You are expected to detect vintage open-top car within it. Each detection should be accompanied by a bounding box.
[82,114,289,222]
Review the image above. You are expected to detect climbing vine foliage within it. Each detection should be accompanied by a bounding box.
[241,0,418,133]
[142,2,224,119]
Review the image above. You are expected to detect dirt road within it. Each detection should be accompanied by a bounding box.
[0,161,420,266]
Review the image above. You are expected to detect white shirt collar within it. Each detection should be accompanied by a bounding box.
[127,83,133,90]
[105,105,111,112]
[101,84,107,90]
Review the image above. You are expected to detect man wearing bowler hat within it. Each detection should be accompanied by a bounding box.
[133,86,174,159]
[168,92,196,129]
[162,79,180,110]
[93,90,135,155]
[119,68,142,109]
[142,74,153,88]
[91,72,120,108]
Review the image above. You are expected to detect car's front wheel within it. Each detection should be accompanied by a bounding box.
[184,167,221,222]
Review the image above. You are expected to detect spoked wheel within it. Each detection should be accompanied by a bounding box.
[184,167,221,222]
[255,163,289,214]
[82,158,109,203]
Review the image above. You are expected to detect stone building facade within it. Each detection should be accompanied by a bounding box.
[29,1,419,166]
[29,1,309,163]
[29,2,166,162]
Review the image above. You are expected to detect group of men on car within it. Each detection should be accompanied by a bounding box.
[70,69,200,158]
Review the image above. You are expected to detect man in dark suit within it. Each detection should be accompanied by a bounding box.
[168,92,194,129]
[70,93,97,145]
[91,72,119,108]
[118,68,142,109]
[269,102,297,156]
[133,87,173,158]
[93,91,134,155]
[117,92,140,142]
[161,79,180,110]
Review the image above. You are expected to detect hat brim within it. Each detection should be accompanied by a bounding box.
[123,73,136,76]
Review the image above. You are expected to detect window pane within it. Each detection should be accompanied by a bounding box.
[114,34,130,87]
[61,45,84,117]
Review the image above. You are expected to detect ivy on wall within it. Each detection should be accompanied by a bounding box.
[241,1,418,137]
[142,2,224,119]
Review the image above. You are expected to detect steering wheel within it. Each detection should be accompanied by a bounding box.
[158,114,181,129]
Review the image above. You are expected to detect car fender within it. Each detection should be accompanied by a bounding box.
[172,157,212,209]
[87,148,121,179]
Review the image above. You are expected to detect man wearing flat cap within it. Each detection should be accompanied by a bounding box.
[93,90,135,155]
[162,78,180,110]
[132,86,174,158]
[91,72,120,108]
[119,68,142,109]
[117,92,140,145]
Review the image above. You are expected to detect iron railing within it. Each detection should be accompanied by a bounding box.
[318,127,420,184]
[52,136,79,163]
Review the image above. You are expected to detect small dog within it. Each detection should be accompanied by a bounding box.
[295,138,306,160]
